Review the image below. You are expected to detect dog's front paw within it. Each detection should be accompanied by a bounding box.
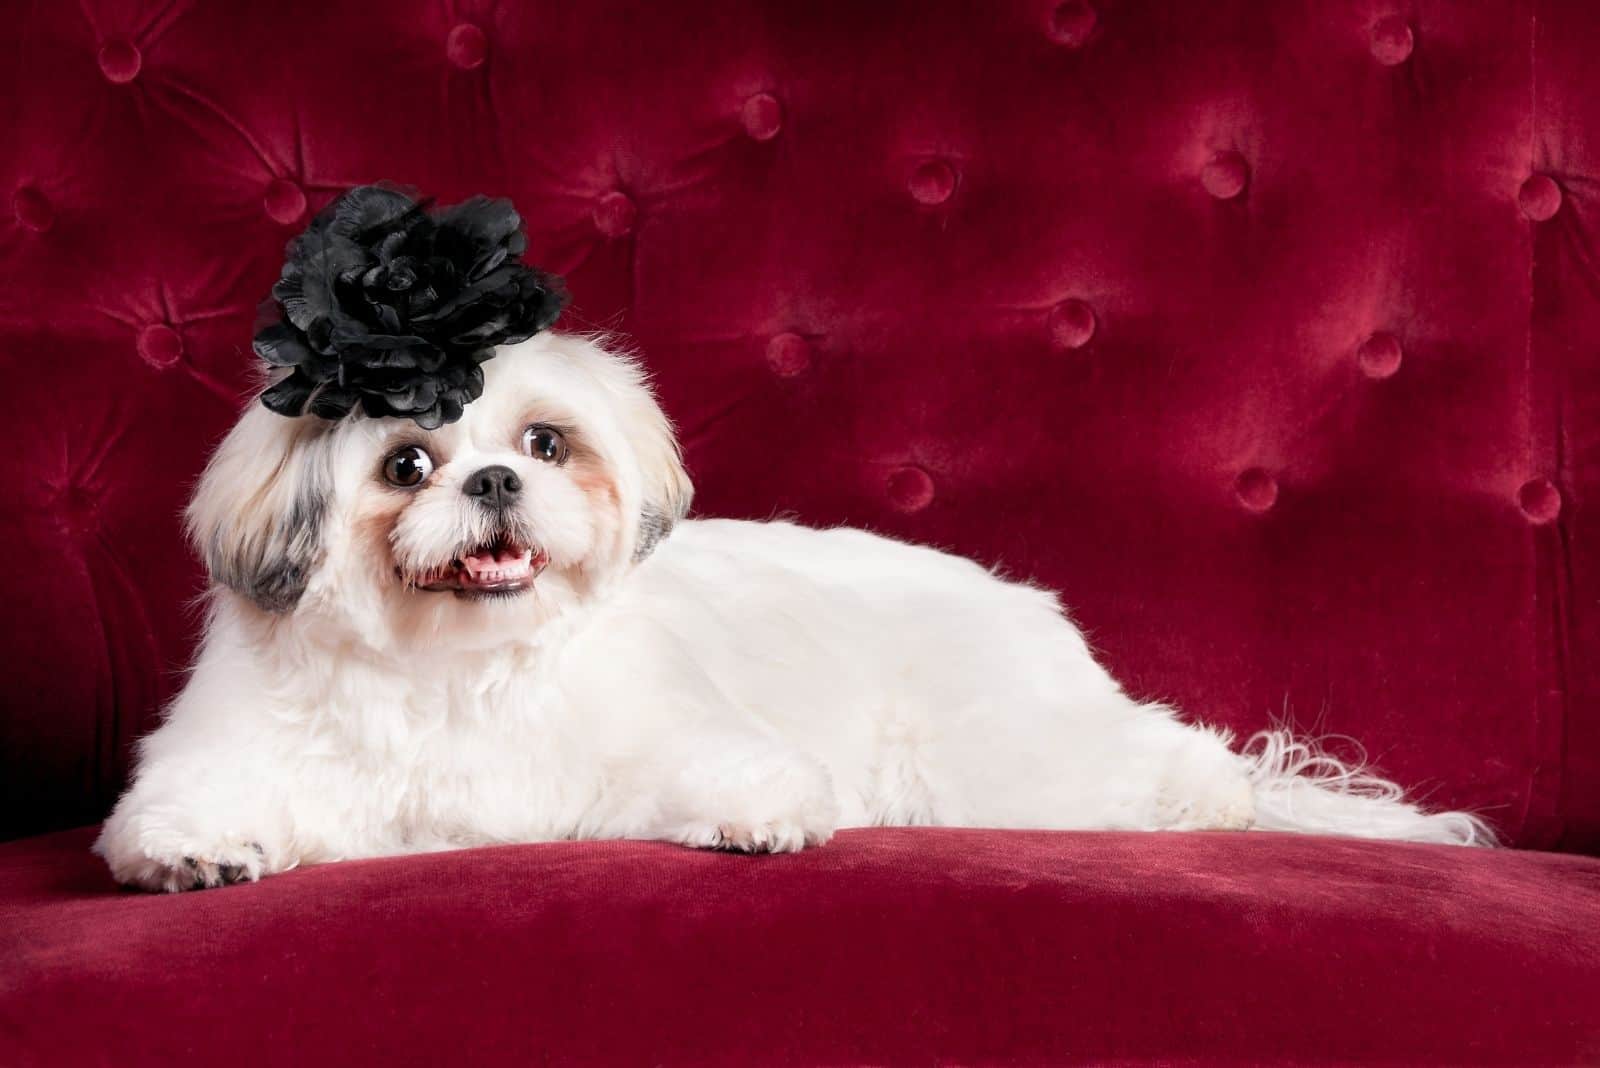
[677,819,831,854]
[667,751,838,854]
[95,805,287,892]
[105,837,271,893]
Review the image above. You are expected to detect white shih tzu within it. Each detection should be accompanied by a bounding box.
[97,328,1491,892]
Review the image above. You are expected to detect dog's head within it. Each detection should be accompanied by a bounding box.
[188,334,691,647]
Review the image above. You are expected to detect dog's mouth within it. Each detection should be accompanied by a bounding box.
[406,535,549,598]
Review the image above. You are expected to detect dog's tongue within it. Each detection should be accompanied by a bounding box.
[460,545,534,584]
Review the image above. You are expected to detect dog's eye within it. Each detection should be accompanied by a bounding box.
[522,424,569,464]
[383,446,434,488]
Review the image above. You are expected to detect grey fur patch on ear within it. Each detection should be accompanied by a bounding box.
[187,404,332,614]
[633,507,674,563]
[207,490,325,612]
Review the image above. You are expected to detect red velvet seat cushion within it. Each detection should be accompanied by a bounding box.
[2,827,1597,1065]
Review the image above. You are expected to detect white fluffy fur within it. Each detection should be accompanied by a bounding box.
[96,334,1491,891]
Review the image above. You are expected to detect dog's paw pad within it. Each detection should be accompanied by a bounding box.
[135,840,270,892]
[169,845,265,891]
[678,821,830,854]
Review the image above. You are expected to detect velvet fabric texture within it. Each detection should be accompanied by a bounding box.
[3,0,1597,850]
[3,827,1599,1065]
[3,1,1600,1062]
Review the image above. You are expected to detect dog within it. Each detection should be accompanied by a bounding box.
[96,332,1490,891]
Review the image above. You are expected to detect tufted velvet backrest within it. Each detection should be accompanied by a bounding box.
[2,1,1597,851]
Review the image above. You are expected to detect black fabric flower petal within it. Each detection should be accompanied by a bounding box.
[254,183,568,427]
[260,369,318,416]
[252,321,312,367]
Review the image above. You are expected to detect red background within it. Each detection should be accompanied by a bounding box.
[4,0,1597,850]
[4,3,1600,1064]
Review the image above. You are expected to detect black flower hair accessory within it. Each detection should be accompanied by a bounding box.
[253,184,567,429]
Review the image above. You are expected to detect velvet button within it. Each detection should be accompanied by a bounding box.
[887,466,935,513]
[765,333,810,377]
[908,160,957,206]
[1202,152,1249,199]
[1519,175,1562,221]
[13,187,54,233]
[1048,1,1097,47]
[137,324,183,369]
[1357,332,1403,379]
[1049,299,1096,350]
[1369,16,1414,65]
[446,24,488,69]
[1518,478,1561,524]
[263,179,307,225]
[97,39,142,83]
[593,192,636,238]
[1235,468,1277,513]
[742,93,783,141]
[58,487,99,535]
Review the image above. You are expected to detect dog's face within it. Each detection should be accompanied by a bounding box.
[188,334,691,649]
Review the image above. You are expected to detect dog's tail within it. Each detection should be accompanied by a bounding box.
[1239,730,1494,846]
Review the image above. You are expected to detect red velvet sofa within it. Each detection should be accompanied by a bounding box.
[3,2,1599,1063]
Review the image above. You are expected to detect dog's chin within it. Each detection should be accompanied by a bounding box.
[400,535,550,601]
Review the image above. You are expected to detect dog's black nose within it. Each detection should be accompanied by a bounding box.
[463,465,522,509]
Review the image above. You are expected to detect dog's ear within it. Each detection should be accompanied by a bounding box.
[620,370,692,562]
[580,342,692,562]
[186,401,331,612]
